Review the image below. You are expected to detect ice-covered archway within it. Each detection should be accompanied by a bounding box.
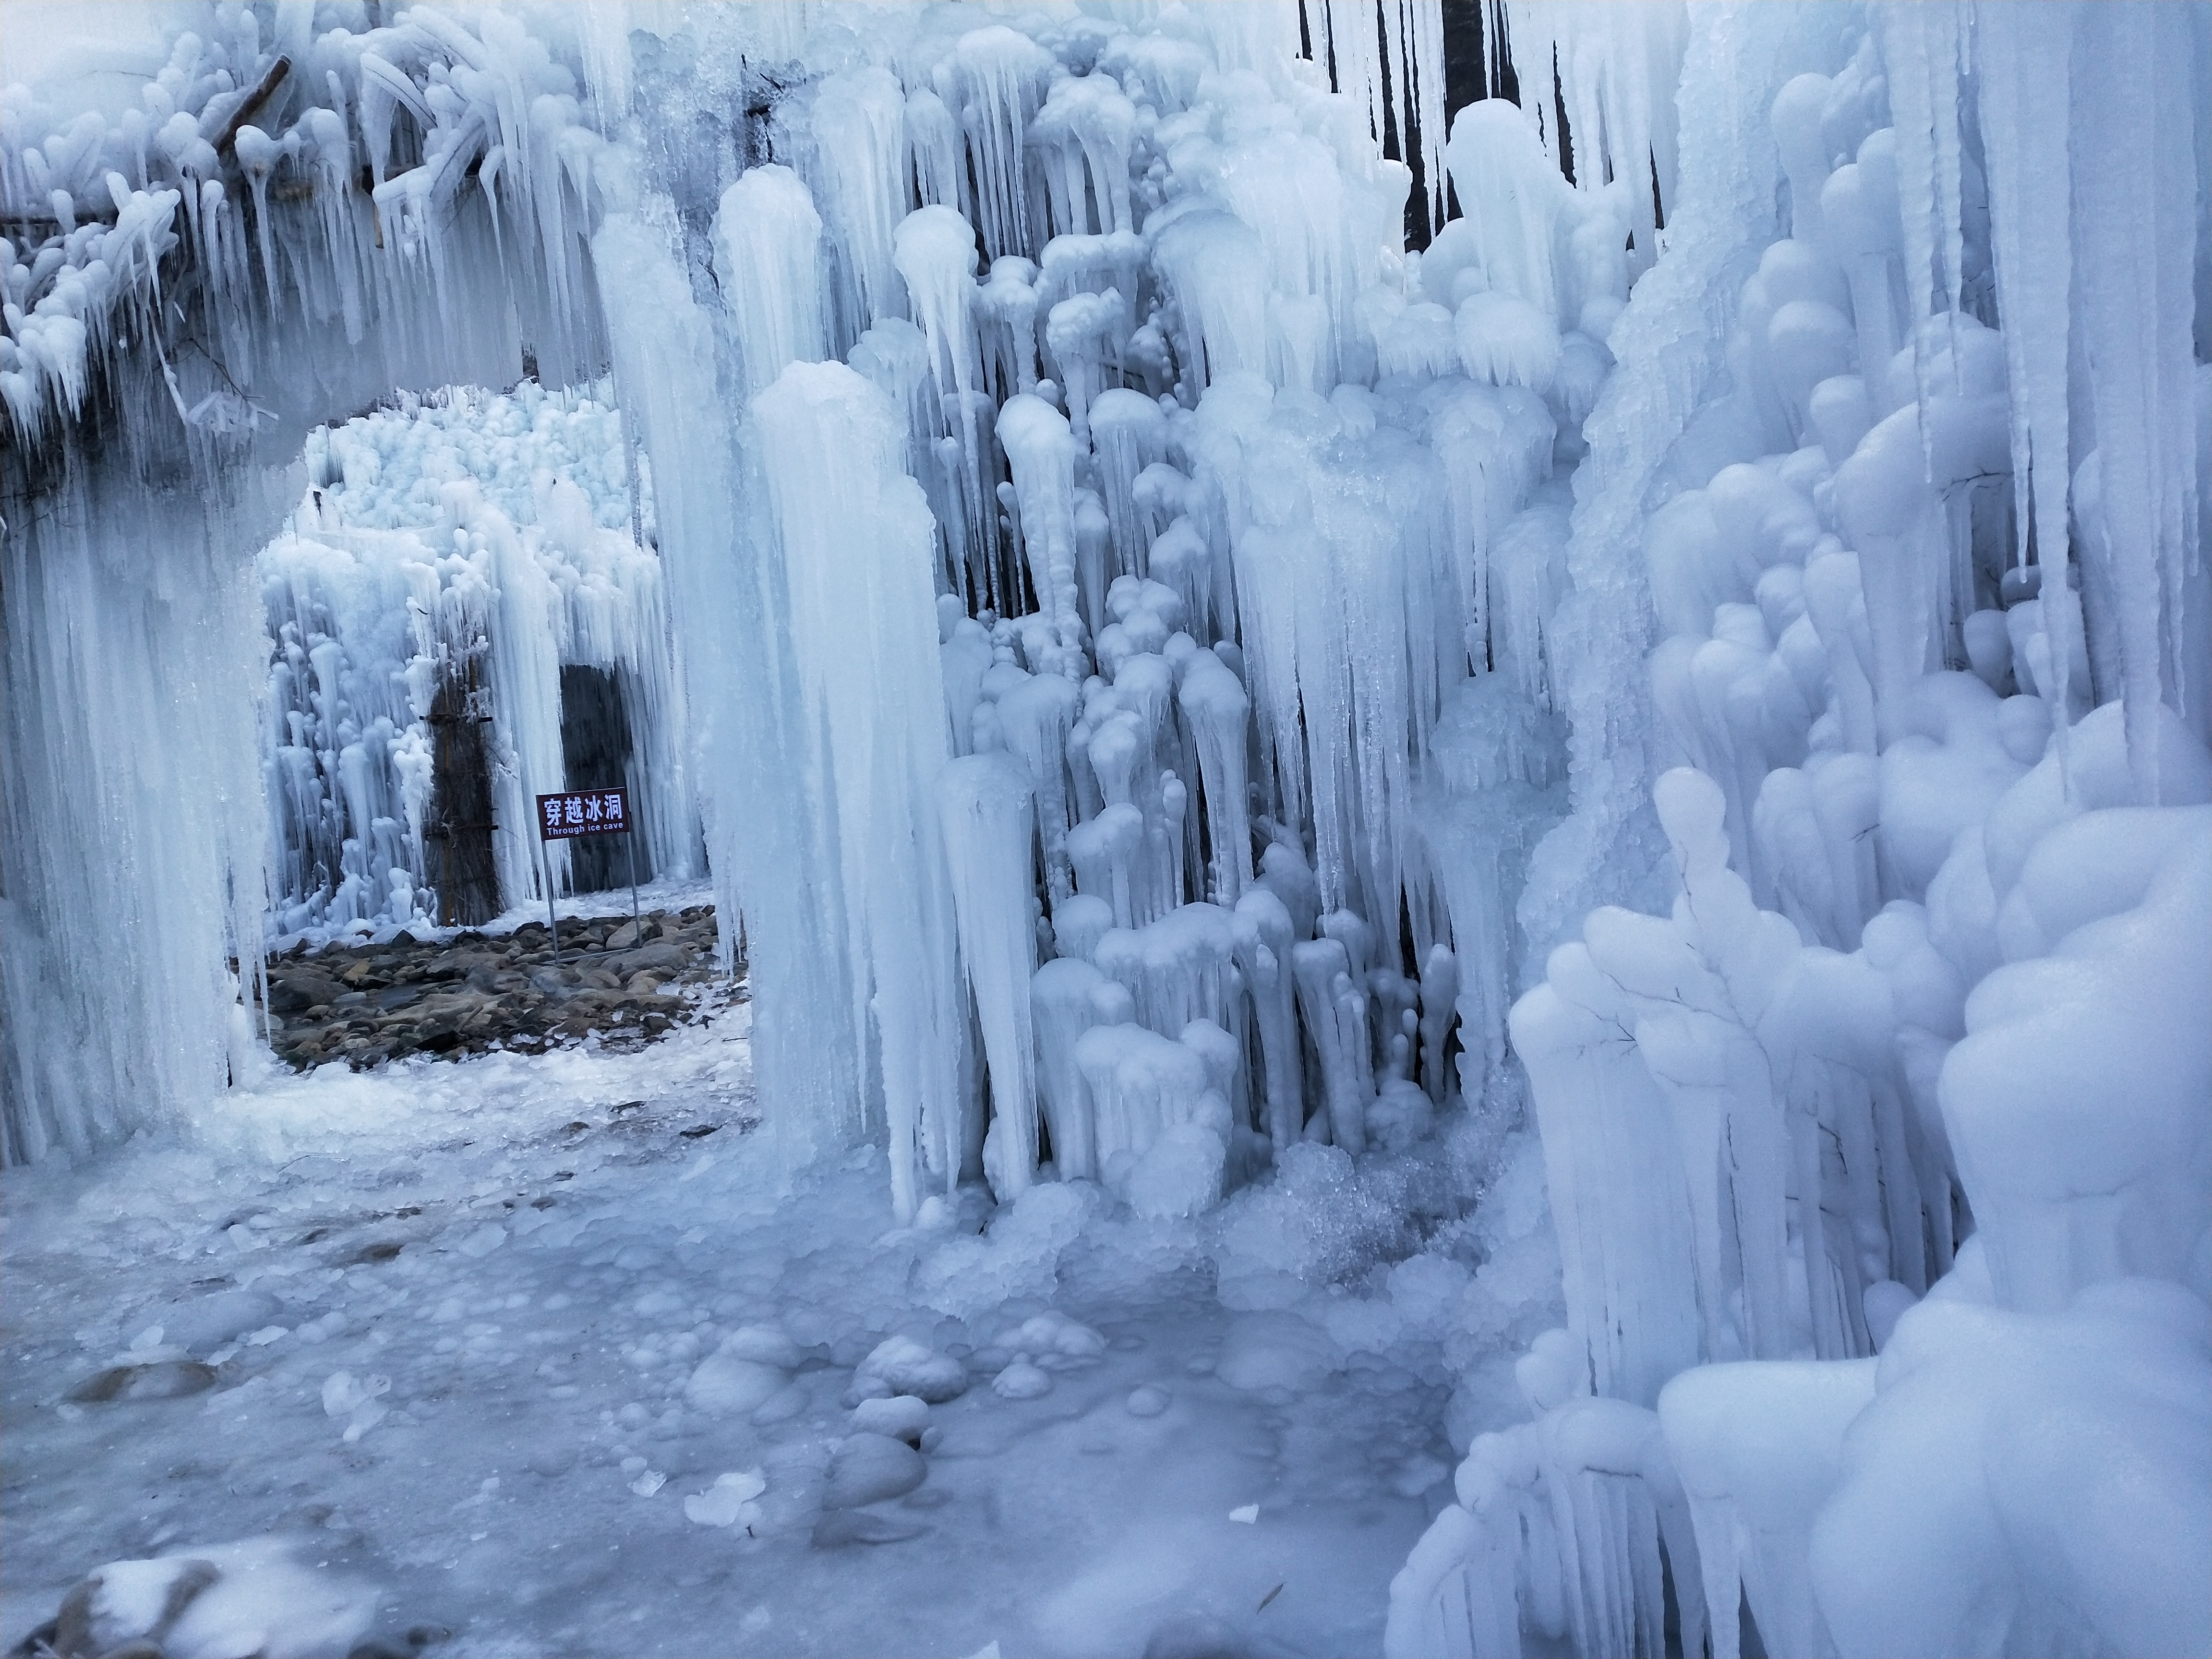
[5,0,1501,1187]
[260,380,699,941]
[1,0,641,1162]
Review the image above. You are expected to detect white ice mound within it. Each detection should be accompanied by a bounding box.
[823,1432,928,1509]
[1807,1279,2212,1659]
[852,1395,931,1445]
[914,1172,1099,1322]
[685,1326,798,1415]
[1007,1311,1107,1361]
[853,1335,967,1404]
[991,1359,1053,1400]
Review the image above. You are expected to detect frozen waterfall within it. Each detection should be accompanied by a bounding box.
[3,2,2206,1656]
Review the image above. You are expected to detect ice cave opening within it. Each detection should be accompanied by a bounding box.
[259,378,701,940]
[2,3,2207,1658]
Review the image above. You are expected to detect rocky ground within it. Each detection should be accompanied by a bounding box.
[258,906,734,1071]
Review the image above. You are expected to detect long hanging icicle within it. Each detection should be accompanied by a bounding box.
[1976,1,2080,735]
[2070,2,2204,801]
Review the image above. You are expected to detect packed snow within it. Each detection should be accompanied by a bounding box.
[3,1,2208,1656]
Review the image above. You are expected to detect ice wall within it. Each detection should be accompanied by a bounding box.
[1393,5,2212,1657]
[595,0,1599,1226]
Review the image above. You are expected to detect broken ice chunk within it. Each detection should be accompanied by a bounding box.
[683,1470,767,1529]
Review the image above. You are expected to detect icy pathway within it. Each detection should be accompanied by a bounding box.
[1,1014,1459,1658]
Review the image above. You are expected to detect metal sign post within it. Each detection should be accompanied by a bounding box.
[540,841,561,964]
[535,787,637,959]
[625,829,641,935]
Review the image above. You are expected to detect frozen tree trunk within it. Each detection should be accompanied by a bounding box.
[424,640,501,928]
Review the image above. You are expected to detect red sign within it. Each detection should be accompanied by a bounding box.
[536,788,630,840]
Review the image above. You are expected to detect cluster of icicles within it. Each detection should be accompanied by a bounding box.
[667,0,1655,1227]
[1388,6,2211,1658]
[260,382,693,940]
[0,0,621,444]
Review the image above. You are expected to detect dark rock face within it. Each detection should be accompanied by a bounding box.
[257,906,734,1072]
[424,635,501,927]
[65,1359,219,1402]
[266,971,345,1015]
[560,663,648,896]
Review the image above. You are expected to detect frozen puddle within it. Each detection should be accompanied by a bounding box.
[0,1014,1496,1658]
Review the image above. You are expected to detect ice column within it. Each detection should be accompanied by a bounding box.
[937,752,1042,1202]
[752,361,965,1222]
[597,207,866,1171]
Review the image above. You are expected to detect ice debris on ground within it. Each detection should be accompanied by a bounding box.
[1,1018,1484,1656]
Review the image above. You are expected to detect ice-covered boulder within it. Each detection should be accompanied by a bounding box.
[822,1432,928,1509]
[852,1335,967,1404]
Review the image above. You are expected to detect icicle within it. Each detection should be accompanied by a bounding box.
[1976,3,2079,745]
[751,360,964,1222]
[1179,647,1254,903]
[2068,3,2204,801]
[895,205,989,604]
[810,68,910,349]
[1031,956,1129,1179]
[1291,937,1373,1153]
[938,752,1042,1200]
[714,165,829,396]
[939,25,1054,261]
[1088,389,1169,586]
[1150,207,1270,394]
[1030,74,1137,238]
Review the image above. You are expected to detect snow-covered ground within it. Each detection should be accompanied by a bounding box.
[2,1012,1543,1659]
[263,876,719,960]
